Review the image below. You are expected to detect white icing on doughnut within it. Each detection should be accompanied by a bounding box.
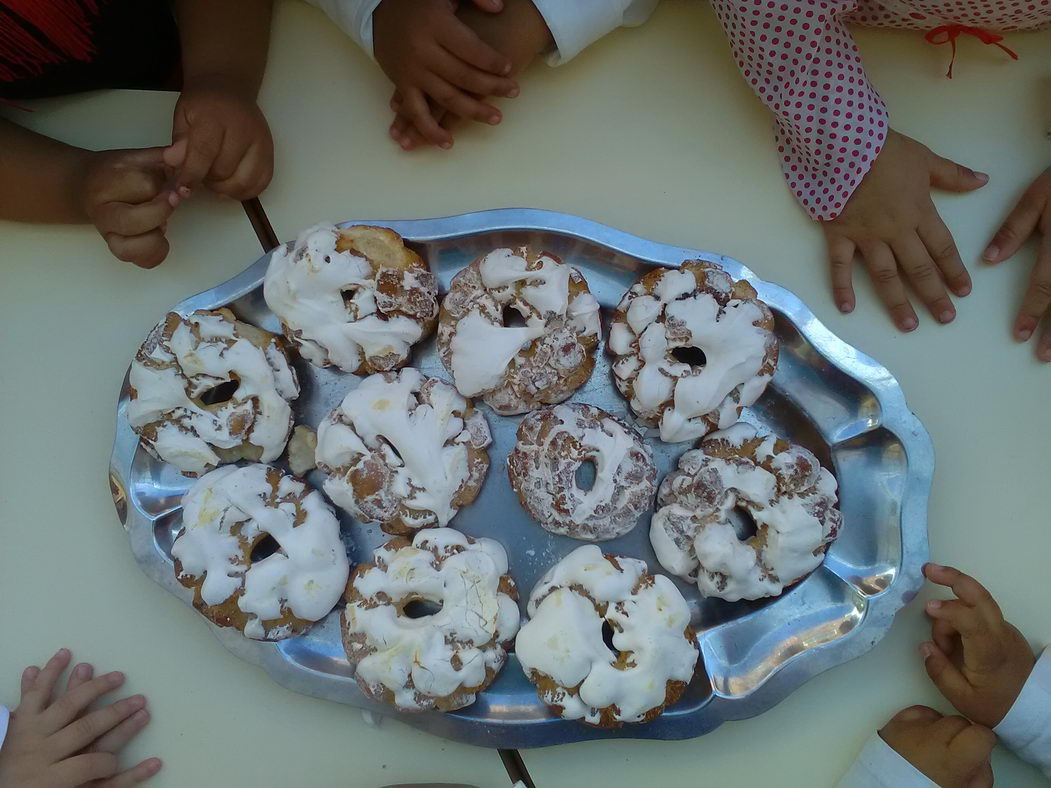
[650,423,842,601]
[441,247,600,406]
[128,310,299,476]
[316,368,491,530]
[610,263,777,443]
[344,528,520,711]
[515,545,697,725]
[173,464,349,639]
[508,404,656,541]
[262,223,437,372]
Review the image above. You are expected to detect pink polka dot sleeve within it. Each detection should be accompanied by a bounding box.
[709,0,888,221]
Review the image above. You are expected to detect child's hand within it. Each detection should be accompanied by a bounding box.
[921,563,1036,728]
[879,705,995,788]
[0,649,161,787]
[373,0,518,149]
[821,129,987,331]
[81,148,177,269]
[387,0,552,151]
[982,168,1051,362]
[164,75,274,200]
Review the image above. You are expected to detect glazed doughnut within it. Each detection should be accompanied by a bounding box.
[173,464,349,640]
[608,261,778,442]
[263,223,439,374]
[650,423,842,601]
[515,545,697,727]
[437,247,601,415]
[315,368,491,534]
[342,528,520,712]
[507,403,656,542]
[127,308,299,476]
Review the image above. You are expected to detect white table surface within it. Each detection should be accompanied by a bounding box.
[2,1,1048,785]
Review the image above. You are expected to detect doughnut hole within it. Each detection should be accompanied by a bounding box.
[401,597,444,619]
[600,608,637,670]
[670,345,708,369]
[728,506,759,543]
[196,378,240,408]
[250,533,283,562]
[501,304,529,328]
[574,459,597,492]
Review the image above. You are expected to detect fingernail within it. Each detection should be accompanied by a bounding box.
[128,694,146,709]
[901,316,918,331]
[955,283,972,297]
[926,562,944,572]
[55,648,70,660]
[502,64,512,76]
[1017,327,1033,342]
[488,115,501,125]
[441,141,452,150]
[73,663,89,677]
[1040,346,1051,362]
[919,642,933,659]
[982,245,999,262]
[132,709,150,722]
[938,310,955,324]
[167,192,180,208]
[507,87,519,98]
[926,599,942,610]
[838,302,853,314]
[23,666,39,679]
[178,186,192,198]
[107,671,125,685]
[973,171,989,184]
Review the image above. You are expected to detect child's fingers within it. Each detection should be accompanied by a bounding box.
[24,648,72,712]
[175,120,226,190]
[437,19,511,75]
[921,641,971,700]
[21,665,40,698]
[41,671,125,733]
[1037,309,1051,364]
[50,752,119,787]
[924,564,1003,620]
[423,74,501,125]
[927,153,988,194]
[948,723,997,766]
[435,47,517,97]
[208,142,272,200]
[918,215,972,298]
[825,234,856,314]
[983,187,1044,264]
[925,598,984,637]
[1015,235,1051,349]
[401,88,453,148]
[931,618,958,657]
[66,663,94,694]
[105,230,171,270]
[859,241,919,332]
[890,232,956,325]
[50,695,146,756]
[94,193,175,239]
[90,707,151,755]
[97,757,163,787]
[930,713,972,746]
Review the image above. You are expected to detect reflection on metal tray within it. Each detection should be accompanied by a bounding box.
[109,209,931,748]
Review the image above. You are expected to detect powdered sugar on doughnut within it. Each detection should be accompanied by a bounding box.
[173,464,349,639]
[508,404,656,541]
[516,545,697,725]
[609,262,778,443]
[263,223,438,373]
[438,247,600,414]
[650,423,842,601]
[128,310,299,476]
[315,368,491,532]
[343,529,519,711]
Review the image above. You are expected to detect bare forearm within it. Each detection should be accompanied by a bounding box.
[0,119,90,223]
[175,0,273,95]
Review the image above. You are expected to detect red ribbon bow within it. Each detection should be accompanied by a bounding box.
[924,25,1019,79]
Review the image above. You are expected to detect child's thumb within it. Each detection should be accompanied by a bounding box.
[929,153,989,193]
[163,138,188,169]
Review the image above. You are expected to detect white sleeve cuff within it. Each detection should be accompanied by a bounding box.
[993,646,1051,777]
[836,732,938,788]
[303,0,385,59]
[531,0,659,65]
[0,706,9,750]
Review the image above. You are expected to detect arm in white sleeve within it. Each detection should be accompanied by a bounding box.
[0,706,9,750]
[303,0,384,59]
[531,0,659,65]
[836,732,937,788]
[994,646,1051,778]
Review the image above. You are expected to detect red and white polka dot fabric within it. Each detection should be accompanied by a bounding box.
[709,0,1051,220]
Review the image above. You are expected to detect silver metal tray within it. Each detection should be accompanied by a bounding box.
[109,209,932,748]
